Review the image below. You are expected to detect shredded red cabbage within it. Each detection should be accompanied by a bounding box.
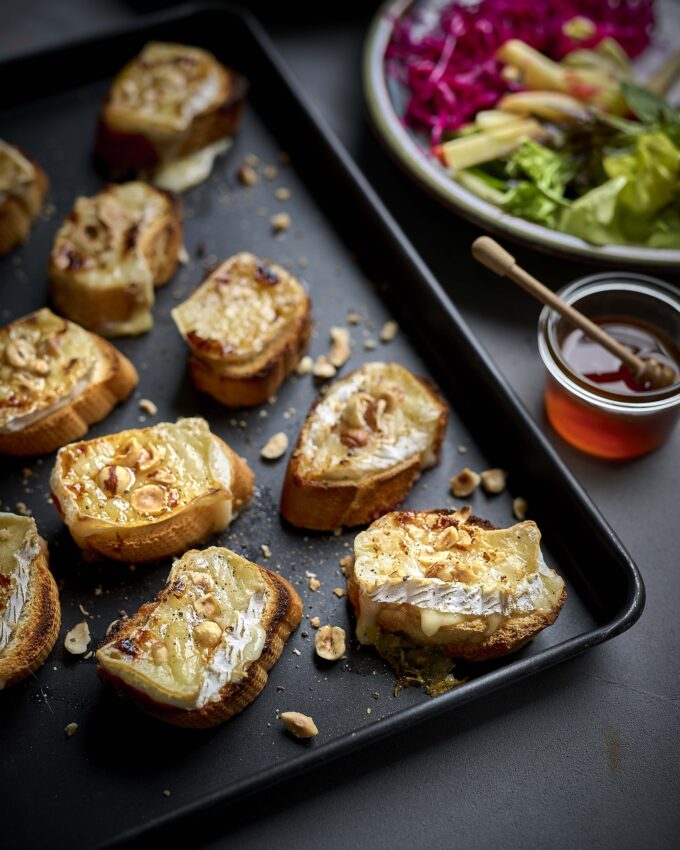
[386,0,655,145]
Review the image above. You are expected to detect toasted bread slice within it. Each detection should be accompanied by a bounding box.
[95,42,247,190]
[0,140,49,255]
[281,362,448,529]
[0,513,60,689]
[0,308,138,456]
[348,508,566,662]
[97,546,302,727]
[172,253,312,407]
[50,417,254,562]
[49,182,183,337]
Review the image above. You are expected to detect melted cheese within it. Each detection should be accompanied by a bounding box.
[106,42,230,135]
[353,511,565,643]
[297,362,445,482]
[0,514,40,654]
[0,308,99,432]
[51,417,232,531]
[96,547,268,710]
[0,140,36,201]
[153,138,231,192]
[172,252,307,365]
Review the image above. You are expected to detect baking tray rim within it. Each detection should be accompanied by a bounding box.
[0,3,646,846]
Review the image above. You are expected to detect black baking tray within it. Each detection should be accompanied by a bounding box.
[0,6,645,848]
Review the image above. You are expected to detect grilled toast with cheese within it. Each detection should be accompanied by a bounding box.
[0,513,60,689]
[0,308,138,456]
[50,417,253,562]
[172,253,312,407]
[0,140,49,254]
[348,508,566,662]
[281,362,448,529]
[49,182,182,337]
[94,42,247,191]
[97,546,302,727]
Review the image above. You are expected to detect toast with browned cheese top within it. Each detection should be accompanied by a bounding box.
[97,546,301,727]
[0,140,49,254]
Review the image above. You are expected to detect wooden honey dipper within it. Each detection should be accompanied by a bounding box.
[472,236,678,390]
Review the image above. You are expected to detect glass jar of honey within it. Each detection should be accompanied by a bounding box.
[538,273,680,460]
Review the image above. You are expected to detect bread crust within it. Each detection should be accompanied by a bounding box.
[49,183,182,337]
[347,513,567,663]
[0,333,138,457]
[0,537,61,689]
[94,43,248,179]
[0,148,49,255]
[280,374,448,530]
[188,309,312,407]
[51,437,254,563]
[97,565,302,727]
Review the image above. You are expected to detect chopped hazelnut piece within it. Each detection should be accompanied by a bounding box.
[275,187,291,201]
[340,428,369,449]
[271,212,291,233]
[115,438,143,467]
[308,577,320,591]
[64,722,79,737]
[151,641,168,665]
[244,153,260,166]
[363,338,377,350]
[5,338,34,369]
[346,312,361,325]
[379,320,399,343]
[452,505,472,524]
[296,355,313,375]
[237,163,259,186]
[261,432,289,460]
[188,571,215,592]
[329,327,351,368]
[339,555,354,574]
[315,625,346,661]
[139,398,158,416]
[97,465,134,497]
[513,497,528,520]
[310,616,321,628]
[280,711,318,739]
[263,164,278,180]
[312,355,337,380]
[31,358,50,376]
[147,467,176,486]
[333,587,346,598]
[481,468,507,494]
[434,525,459,550]
[64,621,91,655]
[130,484,167,515]
[450,468,481,498]
[194,593,221,620]
[261,544,272,559]
[194,621,222,648]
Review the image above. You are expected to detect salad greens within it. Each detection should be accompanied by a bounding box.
[465,86,680,249]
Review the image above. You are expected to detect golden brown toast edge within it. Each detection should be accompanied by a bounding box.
[0,157,49,255]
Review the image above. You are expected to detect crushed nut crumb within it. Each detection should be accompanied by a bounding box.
[379,320,399,343]
[271,212,291,233]
[312,355,337,380]
[346,312,361,325]
[64,621,91,655]
[308,577,321,592]
[15,502,31,516]
[481,468,507,494]
[363,338,377,350]
[139,398,158,416]
[78,604,90,617]
[237,163,259,186]
[280,711,318,739]
[333,588,346,598]
[261,544,272,559]
[263,164,278,180]
[329,327,351,368]
[162,789,172,798]
[260,432,289,460]
[64,722,78,737]
[513,497,528,520]
[275,187,291,201]
[310,616,320,628]
[296,355,313,375]
[315,625,346,661]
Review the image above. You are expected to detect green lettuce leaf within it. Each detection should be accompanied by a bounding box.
[604,132,680,215]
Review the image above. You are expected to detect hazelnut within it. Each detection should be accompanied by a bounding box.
[188,571,215,592]
[275,187,291,201]
[310,616,320,628]
[481,468,507,495]
[194,620,223,648]
[513,497,528,520]
[434,526,459,550]
[315,625,346,661]
[296,355,313,375]
[64,722,79,737]
[147,467,176,485]
[5,338,35,369]
[312,355,336,380]
[450,468,481,498]
[194,593,221,619]
[151,641,168,665]
[237,163,259,186]
[329,326,351,368]
[115,438,143,467]
[97,465,134,497]
[280,711,318,739]
[138,398,158,416]
[340,428,369,449]
[30,358,50,376]
[137,444,165,472]
[341,392,372,429]
[308,577,320,591]
[260,432,289,460]
[64,621,91,655]
[452,505,472,524]
[455,526,473,548]
[365,397,388,431]
[271,212,291,233]
[130,484,167,515]
[379,320,399,343]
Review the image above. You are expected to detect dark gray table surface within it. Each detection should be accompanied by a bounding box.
[2,2,679,848]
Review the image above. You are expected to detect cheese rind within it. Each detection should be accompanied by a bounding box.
[0,514,39,653]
